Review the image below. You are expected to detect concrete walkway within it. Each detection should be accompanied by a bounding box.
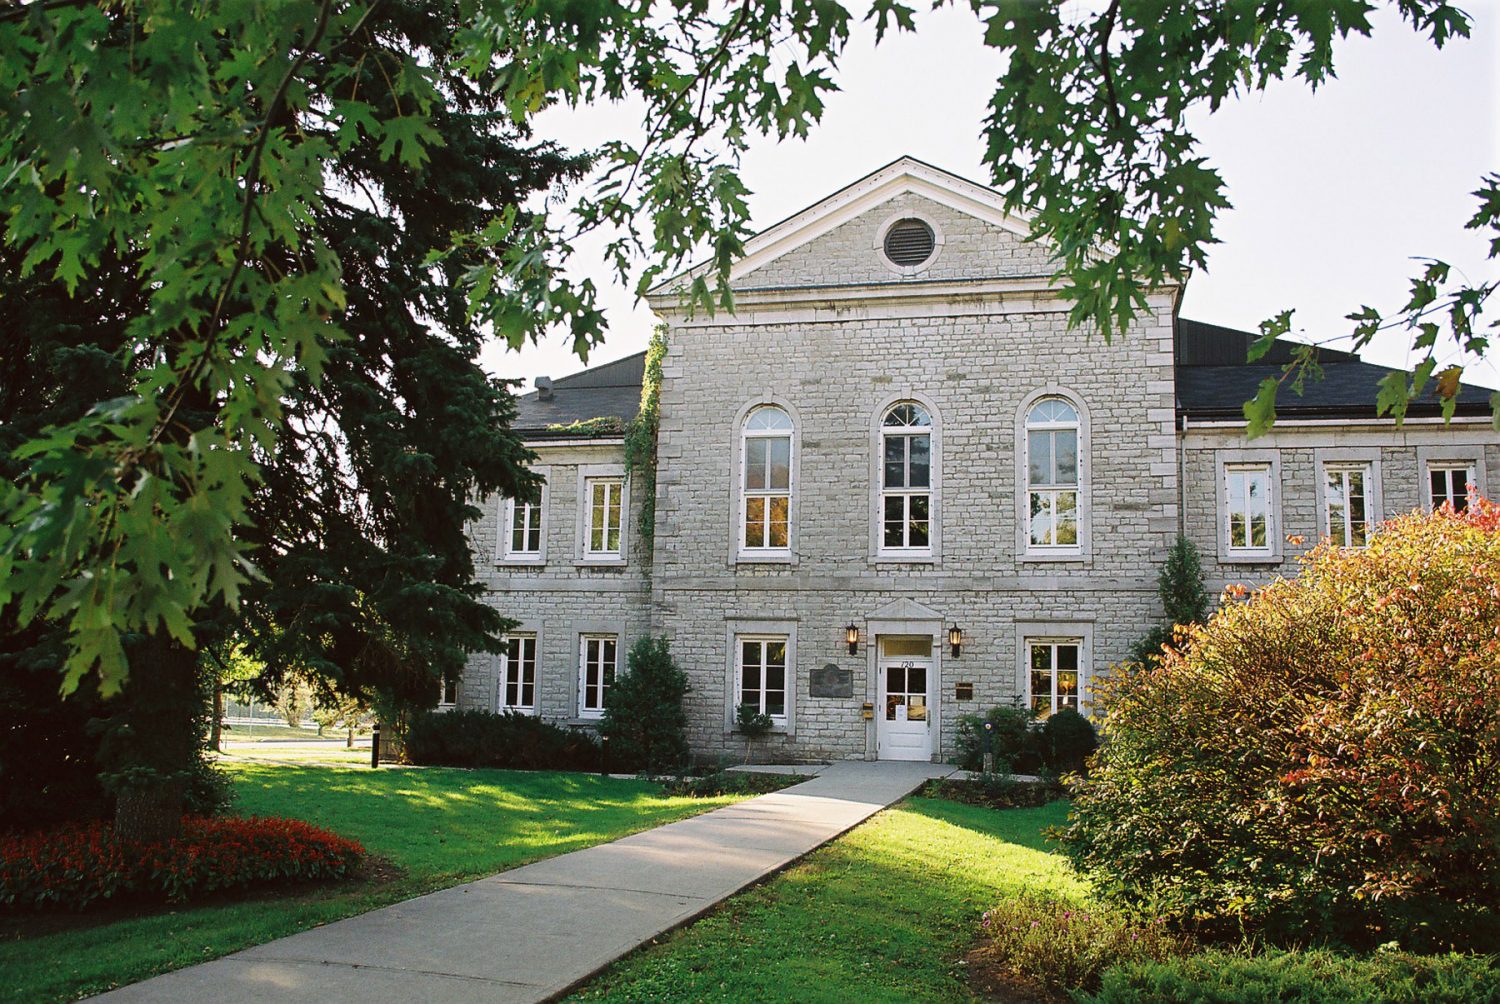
[99,761,958,1003]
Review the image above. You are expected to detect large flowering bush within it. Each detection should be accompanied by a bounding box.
[0,816,365,910]
[1062,499,1500,951]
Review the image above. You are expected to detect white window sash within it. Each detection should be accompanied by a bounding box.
[1324,465,1372,547]
[578,635,617,717]
[507,500,542,556]
[1026,638,1083,716]
[1224,465,1272,553]
[1428,463,1475,511]
[501,635,537,713]
[880,429,932,552]
[740,430,793,553]
[585,479,624,556]
[736,635,789,722]
[1024,415,1080,551]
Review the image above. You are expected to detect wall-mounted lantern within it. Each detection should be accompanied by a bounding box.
[948,624,964,658]
[846,622,860,656]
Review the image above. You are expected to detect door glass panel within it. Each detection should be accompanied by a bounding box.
[885,665,904,720]
[907,695,927,721]
[906,666,926,695]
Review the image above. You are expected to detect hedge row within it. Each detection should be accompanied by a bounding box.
[404,709,600,771]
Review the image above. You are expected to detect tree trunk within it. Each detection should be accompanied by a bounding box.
[100,634,203,843]
[210,682,223,750]
[346,722,354,748]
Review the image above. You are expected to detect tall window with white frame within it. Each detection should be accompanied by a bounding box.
[584,477,624,558]
[1225,464,1272,555]
[737,637,787,722]
[881,403,932,553]
[501,634,537,713]
[506,497,542,557]
[439,675,458,707]
[1429,463,1475,512]
[1025,399,1080,548]
[1324,464,1371,547]
[578,634,617,718]
[741,406,793,554]
[1028,639,1082,718]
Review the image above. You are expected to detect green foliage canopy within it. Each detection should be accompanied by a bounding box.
[0,0,852,694]
[959,0,1498,435]
[1063,501,1500,950]
[4,0,1494,698]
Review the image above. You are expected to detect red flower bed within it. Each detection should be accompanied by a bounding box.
[0,816,365,910]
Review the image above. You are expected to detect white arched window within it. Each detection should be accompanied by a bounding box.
[741,406,793,553]
[1025,398,1080,548]
[880,403,932,552]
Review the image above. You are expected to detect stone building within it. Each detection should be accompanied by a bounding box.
[455,157,1497,763]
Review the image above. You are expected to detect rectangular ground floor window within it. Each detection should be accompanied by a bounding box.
[578,634,617,718]
[502,634,537,713]
[736,636,787,721]
[439,675,458,707]
[1028,638,1082,717]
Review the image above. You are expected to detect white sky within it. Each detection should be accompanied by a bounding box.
[479,3,1500,394]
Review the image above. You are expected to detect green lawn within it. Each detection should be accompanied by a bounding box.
[571,796,1084,1003]
[1,762,743,1003]
[220,744,371,766]
[218,723,330,741]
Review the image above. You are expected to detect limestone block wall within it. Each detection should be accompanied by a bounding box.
[460,440,651,723]
[1182,423,1500,592]
[650,263,1181,759]
[738,192,1054,288]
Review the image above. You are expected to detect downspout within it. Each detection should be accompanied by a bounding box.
[1178,414,1189,537]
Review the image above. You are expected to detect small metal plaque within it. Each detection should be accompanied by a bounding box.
[811,663,854,698]
[955,682,975,701]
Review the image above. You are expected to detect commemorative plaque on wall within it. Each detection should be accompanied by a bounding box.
[810,663,854,698]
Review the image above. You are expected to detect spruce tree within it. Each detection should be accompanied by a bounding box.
[0,1,579,836]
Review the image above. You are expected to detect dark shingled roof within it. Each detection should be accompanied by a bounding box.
[513,351,646,438]
[511,319,1493,435]
[1175,318,1494,420]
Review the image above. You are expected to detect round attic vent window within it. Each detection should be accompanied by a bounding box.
[882,218,936,268]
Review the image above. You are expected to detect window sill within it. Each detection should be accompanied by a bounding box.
[568,715,603,727]
[497,556,546,567]
[1020,549,1085,563]
[575,557,628,569]
[1219,551,1282,565]
[730,724,791,737]
[735,551,795,565]
[498,706,537,716]
[872,551,936,565]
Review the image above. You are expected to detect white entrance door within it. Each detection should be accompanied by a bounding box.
[878,658,933,761]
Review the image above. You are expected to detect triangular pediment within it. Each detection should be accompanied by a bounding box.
[865,597,944,624]
[646,156,1040,299]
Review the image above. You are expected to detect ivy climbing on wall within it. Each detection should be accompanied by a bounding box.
[625,326,668,565]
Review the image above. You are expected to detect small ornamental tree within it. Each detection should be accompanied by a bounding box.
[1129,535,1210,665]
[600,636,690,774]
[1063,500,1500,951]
[735,703,775,767]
